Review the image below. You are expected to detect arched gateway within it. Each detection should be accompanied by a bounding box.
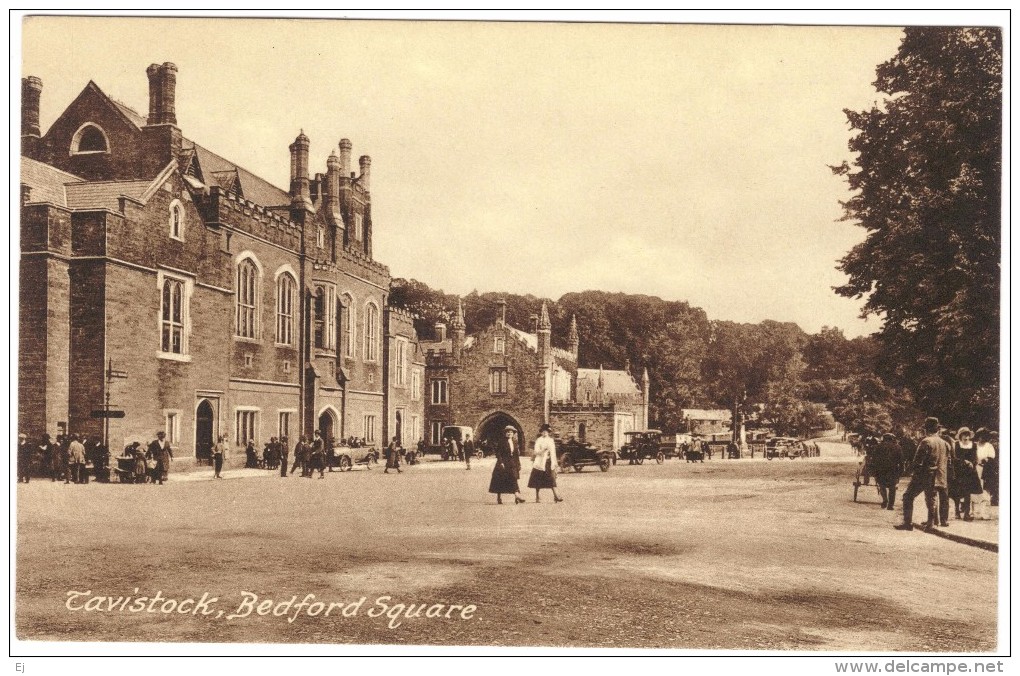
[475,411,526,457]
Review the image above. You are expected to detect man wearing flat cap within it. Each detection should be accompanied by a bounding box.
[896,417,951,531]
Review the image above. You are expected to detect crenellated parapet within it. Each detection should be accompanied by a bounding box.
[550,400,620,413]
[338,245,389,287]
[206,185,301,250]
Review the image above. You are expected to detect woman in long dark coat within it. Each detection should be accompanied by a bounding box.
[489,426,524,504]
[949,427,983,520]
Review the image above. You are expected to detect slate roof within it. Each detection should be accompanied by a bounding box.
[576,368,642,396]
[188,142,291,207]
[64,179,151,210]
[20,157,83,206]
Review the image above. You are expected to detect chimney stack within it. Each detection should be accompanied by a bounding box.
[146,63,178,126]
[496,299,507,326]
[21,76,42,137]
[358,155,371,191]
[289,130,311,208]
[338,139,352,178]
[326,150,343,228]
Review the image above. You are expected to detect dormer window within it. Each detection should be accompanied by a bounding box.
[70,123,110,155]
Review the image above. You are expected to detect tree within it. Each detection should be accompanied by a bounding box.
[832,27,1002,427]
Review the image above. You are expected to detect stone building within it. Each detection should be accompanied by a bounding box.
[18,64,422,461]
[422,299,649,455]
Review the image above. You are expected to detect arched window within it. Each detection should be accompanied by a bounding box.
[70,123,109,155]
[168,199,185,240]
[341,293,355,358]
[364,302,379,361]
[313,284,336,350]
[236,259,260,338]
[162,278,185,354]
[276,273,296,345]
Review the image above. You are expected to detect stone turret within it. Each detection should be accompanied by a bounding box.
[451,299,466,360]
[567,314,579,360]
[537,302,551,367]
[289,130,312,210]
[21,76,42,138]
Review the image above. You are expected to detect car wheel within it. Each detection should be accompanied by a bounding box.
[635,456,645,465]
[599,457,611,472]
[559,453,572,472]
[573,464,584,473]
[340,456,352,471]
[656,452,665,464]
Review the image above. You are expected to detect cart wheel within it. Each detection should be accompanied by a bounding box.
[599,457,611,472]
[340,456,352,472]
[656,452,665,464]
[559,453,572,473]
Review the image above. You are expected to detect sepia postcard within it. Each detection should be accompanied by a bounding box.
[11,11,1008,668]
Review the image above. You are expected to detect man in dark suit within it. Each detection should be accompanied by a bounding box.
[896,418,951,531]
[463,433,475,471]
[17,433,32,483]
[279,436,289,477]
[871,433,903,510]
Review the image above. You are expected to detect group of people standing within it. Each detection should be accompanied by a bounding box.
[16,430,173,485]
[487,423,563,505]
[878,417,1000,531]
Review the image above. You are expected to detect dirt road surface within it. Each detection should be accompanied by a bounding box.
[15,440,998,651]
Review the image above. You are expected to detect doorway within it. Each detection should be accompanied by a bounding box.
[195,399,214,462]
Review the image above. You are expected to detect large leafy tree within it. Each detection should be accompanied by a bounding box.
[832,27,1002,427]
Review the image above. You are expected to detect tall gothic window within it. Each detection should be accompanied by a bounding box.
[236,259,259,338]
[314,285,336,350]
[364,302,379,361]
[161,277,185,354]
[276,274,295,345]
[342,293,356,358]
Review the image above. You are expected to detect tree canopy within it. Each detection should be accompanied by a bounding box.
[832,27,1002,427]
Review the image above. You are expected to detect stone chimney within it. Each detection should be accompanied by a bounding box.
[21,76,42,137]
[339,138,352,178]
[325,150,343,229]
[358,155,371,192]
[496,299,507,327]
[289,130,311,209]
[146,63,178,126]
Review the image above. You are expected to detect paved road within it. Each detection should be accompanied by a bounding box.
[15,442,998,651]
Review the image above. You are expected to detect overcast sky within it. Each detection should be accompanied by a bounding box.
[20,15,916,337]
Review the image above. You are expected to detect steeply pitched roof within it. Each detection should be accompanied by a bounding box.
[21,156,83,206]
[576,368,641,396]
[108,96,147,128]
[188,141,290,208]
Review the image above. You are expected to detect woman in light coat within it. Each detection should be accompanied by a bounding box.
[527,424,563,503]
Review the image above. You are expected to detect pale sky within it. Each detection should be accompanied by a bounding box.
[20,15,914,337]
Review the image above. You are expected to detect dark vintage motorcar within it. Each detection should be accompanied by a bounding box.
[618,430,675,465]
[765,437,802,460]
[556,438,613,473]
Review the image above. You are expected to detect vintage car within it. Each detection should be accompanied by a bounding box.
[556,438,613,473]
[765,437,802,460]
[331,444,380,470]
[618,430,677,465]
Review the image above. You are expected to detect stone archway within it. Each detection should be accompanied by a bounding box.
[195,399,214,462]
[475,411,526,458]
[318,408,339,446]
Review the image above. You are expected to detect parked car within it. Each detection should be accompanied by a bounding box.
[556,438,613,473]
[331,445,380,470]
[618,430,679,465]
[765,437,802,460]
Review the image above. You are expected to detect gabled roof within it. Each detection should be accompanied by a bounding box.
[21,156,83,206]
[576,368,641,396]
[108,95,147,128]
[187,141,290,208]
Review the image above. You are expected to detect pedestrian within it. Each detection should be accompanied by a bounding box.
[279,435,289,477]
[147,431,173,485]
[528,423,563,503]
[986,431,999,507]
[17,433,32,483]
[245,440,259,469]
[871,433,902,510]
[131,442,148,483]
[290,436,306,476]
[949,427,983,520]
[58,434,71,484]
[489,425,524,505]
[327,437,337,472]
[971,429,996,519]
[448,436,460,464]
[310,431,326,479]
[463,433,475,470]
[895,417,951,531]
[68,434,87,484]
[40,434,58,482]
[212,435,227,479]
[385,436,403,474]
